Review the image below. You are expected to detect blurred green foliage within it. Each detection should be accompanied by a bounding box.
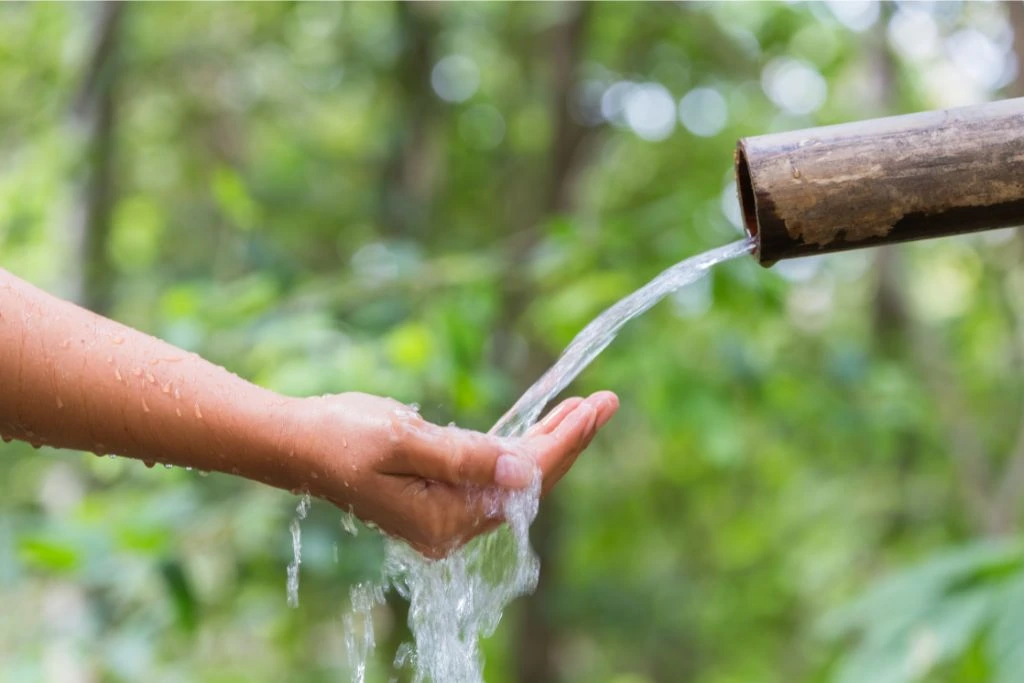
[1,2,1023,682]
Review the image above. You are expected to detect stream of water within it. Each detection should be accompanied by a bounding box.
[301,237,753,681]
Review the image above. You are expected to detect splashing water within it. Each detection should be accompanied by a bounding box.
[287,492,311,608]
[340,238,753,682]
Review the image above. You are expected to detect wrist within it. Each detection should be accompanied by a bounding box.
[224,390,313,495]
[272,395,352,504]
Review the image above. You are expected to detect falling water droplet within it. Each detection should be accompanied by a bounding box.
[198,470,209,477]
[408,402,420,412]
[185,466,193,472]
[106,454,117,459]
[341,511,359,536]
[447,421,456,427]
[162,463,174,469]
[286,493,312,608]
[333,543,339,563]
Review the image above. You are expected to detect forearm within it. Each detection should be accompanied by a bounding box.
[0,269,304,489]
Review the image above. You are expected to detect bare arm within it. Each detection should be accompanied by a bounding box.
[0,269,617,555]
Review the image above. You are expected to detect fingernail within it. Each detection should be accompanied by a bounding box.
[495,454,532,488]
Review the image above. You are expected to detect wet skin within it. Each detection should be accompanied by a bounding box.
[0,268,618,556]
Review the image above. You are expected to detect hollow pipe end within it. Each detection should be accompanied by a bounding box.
[734,141,770,266]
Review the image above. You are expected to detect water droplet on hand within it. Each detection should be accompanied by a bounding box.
[111,336,124,345]
[194,403,203,419]
[141,398,150,413]
[114,368,123,382]
[143,460,155,468]
[55,396,63,409]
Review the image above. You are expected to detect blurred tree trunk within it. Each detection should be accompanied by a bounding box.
[872,2,1024,537]
[506,6,593,683]
[376,3,441,239]
[69,2,123,315]
[869,14,999,536]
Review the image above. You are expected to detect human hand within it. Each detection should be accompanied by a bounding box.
[287,391,618,557]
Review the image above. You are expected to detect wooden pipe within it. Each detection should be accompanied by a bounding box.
[735,98,1024,265]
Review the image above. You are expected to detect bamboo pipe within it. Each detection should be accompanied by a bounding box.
[735,98,1024,265]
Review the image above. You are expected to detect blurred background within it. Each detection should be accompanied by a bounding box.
[1,1,1023,681]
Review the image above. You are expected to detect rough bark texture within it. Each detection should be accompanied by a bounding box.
[737,98,1024,264]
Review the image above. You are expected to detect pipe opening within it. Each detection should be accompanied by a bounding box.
[735,143,759,242]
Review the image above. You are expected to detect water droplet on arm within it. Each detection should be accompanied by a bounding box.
[111,336,124,345]
[193,403,203,419]
[55,396,63,409]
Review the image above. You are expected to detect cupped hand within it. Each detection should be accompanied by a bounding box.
[289,391,618,557]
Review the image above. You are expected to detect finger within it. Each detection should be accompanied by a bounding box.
[526,397,585,437]
[589,391,619,430]
[532,392,618,494]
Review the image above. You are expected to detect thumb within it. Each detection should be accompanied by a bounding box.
[390,421,535,489]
